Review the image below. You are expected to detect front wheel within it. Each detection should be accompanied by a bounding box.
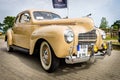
[40,41,59,73]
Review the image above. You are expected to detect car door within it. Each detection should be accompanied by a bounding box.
[12,12,31,49]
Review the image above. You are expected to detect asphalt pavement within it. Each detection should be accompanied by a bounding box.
[0,39,120,80]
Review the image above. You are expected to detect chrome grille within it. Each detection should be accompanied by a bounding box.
[78,29,97,40]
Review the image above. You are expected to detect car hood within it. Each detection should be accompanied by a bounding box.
[33,17,95,33]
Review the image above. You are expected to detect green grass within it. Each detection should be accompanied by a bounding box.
[105,35,120,49]
[105,34,118,40]
[112,41,120,45]
[105,37,118,40]
[104,34,120,46]
[105,37,120,45]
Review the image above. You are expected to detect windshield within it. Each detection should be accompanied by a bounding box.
[33,11,61,20]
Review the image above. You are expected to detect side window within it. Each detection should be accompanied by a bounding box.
[20,12,30,23]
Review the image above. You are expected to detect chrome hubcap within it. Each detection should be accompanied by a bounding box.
[40,42,52,70]
[42,45,50,66]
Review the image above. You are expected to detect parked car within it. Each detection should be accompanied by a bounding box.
[118,29,120,42]
[5,10,112,72]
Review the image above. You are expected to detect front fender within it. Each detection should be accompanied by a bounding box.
[95,28,104,49]
[30,25,74,58]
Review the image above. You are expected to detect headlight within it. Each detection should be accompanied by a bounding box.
[64,29,74,43]
[101,30,106,39]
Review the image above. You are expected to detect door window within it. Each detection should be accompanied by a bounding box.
[20,12,30,23]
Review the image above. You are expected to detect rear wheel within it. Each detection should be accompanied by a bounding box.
[6,39,13,52]
[40,41,59,73]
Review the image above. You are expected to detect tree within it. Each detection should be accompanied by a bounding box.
[112,20,120,30]
[99,17,108,29]
[3,16,15,33]
[0,23,4,30]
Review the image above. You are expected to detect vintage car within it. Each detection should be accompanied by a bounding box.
[5,10,112,72]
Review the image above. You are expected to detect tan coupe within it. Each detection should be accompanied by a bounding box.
[5,10,112,72]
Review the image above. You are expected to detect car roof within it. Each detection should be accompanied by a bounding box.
[17,9,61,18]
[19,9,55,14]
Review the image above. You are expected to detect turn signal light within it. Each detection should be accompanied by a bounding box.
[103,43,107,49]
[93,45,98,53]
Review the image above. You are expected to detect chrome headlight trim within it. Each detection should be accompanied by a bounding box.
[64,29,74,43]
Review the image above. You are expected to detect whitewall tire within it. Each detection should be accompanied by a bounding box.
[40,41,59,72]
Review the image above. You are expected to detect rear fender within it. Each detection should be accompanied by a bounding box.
[6,29,13,45]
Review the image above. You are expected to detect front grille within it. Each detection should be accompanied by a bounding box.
[78,29,97,47]
[77,30,97,54]
[78,29,97,41]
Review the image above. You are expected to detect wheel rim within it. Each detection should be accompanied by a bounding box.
[40,42,52,70]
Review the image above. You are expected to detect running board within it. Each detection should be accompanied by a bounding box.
[11,45,29,53]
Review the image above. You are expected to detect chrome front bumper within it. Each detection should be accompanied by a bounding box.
[65,51,106,64]
[65,41,112,64]
[65,56,90,64]
[65,45,91,64]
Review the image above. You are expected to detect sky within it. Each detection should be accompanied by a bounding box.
[0,0,120,27]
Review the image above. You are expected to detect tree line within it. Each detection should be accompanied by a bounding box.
[99,17,120,30]
[0,16,15,33]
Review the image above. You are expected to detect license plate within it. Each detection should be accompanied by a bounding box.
[77,45,88,57]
